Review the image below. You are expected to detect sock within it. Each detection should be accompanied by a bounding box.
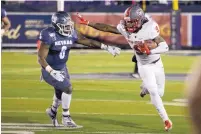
[51,94,61,112]
[150,93,169,121]
[62,92,72,116]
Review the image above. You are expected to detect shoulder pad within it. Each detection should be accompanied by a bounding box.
[39,27,53,46]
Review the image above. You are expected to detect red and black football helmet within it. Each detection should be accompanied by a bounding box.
[123,5,146,33]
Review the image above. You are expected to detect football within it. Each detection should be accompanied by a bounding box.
[133,40,157,54]
[144,40,158,50]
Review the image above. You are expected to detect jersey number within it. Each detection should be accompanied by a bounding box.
[155,26,160,33]
[59,46,67,59]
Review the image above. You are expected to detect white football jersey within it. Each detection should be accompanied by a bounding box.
[117,14,161,65]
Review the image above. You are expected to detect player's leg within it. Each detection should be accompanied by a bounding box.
[42,67,76,127]
[51,89,62,112]
[60,67,77,127]
[155,59,165,97]
[140,82,149,98]
[138,64,171,131]
[41,69,61,127]
[131,55,140,78]
[61,85,77,127]
[154,59,172,130]
[45,90,61,127]
[46,89,62,114]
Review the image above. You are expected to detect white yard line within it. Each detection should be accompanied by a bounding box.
[2,110,186,117]
[1,129,162,134]
[2,126,82,130]
[83,132,162,134]
[2,97,187,106]
[2,97,149,103]
[1,131,35,134]
[2,68,40,73]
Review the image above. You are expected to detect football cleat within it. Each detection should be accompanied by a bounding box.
[140,91,146,98]
[62,115,77,127]
[46,107,59,127]
[164,120,172,131]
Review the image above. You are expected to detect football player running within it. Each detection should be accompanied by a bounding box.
[37,11,120,127]
[77,5,172,131]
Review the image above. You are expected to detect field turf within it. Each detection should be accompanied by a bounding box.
[2,51,200,134]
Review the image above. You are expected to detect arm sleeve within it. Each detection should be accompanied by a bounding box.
[150,42,169,54]
[38,29,52,46]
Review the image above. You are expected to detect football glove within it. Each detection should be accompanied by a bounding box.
[76,13,89,25]
[101,43,121,57]
[50,70,65,82]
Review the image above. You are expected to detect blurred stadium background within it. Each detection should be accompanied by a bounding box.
[1,0,201,134]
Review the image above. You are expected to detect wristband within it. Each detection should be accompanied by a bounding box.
[45,65,53,73]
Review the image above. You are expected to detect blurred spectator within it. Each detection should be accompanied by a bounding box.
[1,1,11,38]
[105,0,118,6]
[158,0,168,4]
[186,58,201,134]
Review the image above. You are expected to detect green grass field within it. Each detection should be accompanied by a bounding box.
[2,51,200,134]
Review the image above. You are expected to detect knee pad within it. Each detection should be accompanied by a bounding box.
[63,86,73,94]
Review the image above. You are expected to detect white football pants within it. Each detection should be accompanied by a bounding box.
[138,58,169,121]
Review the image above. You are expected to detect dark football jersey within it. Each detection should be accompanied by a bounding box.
[39,27,78,70]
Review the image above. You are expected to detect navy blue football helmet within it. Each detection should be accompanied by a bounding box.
[51,11,74,37]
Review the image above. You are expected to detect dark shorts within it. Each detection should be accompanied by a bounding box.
[41,67,71,91]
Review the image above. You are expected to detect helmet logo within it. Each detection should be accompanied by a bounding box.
[52,15,57,23]
[136,9,143,17]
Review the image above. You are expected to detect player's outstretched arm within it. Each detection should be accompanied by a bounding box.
[76,32,121,57]
[76,13,120,34]
[150,35,169,54]
[88,22,120,34]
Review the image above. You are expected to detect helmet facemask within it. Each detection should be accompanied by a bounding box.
[124,18,142,33]
[56,20,74,37]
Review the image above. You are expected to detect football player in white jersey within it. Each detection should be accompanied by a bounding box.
[77,5,172,131]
